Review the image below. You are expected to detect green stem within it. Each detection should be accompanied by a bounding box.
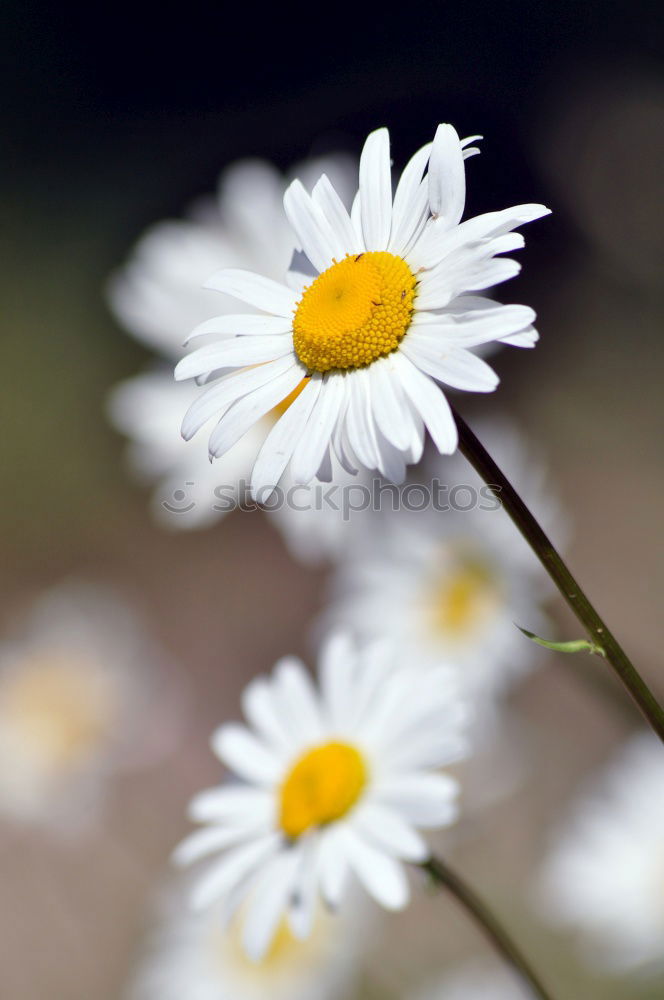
[452,406,664,742]
[423,855,556,1000]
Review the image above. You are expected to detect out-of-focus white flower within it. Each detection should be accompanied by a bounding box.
[175,124,549,498]
[536,732,664,975]
[174,633,467,961]
[126,880,370,1000]
[410,960,529,1000]
[324,419,558,704]
[0,582,175,831]
[108,155,366,553]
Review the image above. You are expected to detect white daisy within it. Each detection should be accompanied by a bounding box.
[108,155,366,547]
[411,960,529,1000]
[323,420,556,704]
[126,879,371,1000]
[175,124,549,498]
[0,582,174,831]
[536,732,664,975]
[174,633,467,961]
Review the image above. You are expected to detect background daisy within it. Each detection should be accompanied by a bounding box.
[126,877,371,1000]
[0,581,176,832]
[536,731,664,975]
[174,632,467,960]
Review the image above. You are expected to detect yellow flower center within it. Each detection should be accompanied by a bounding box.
[293,252,417,372]
[279,741,367,838]
[429,559,502,637]
[0,654,114,771]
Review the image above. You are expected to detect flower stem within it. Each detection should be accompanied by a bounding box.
[423,855,555,1000]
[452,406,664,742]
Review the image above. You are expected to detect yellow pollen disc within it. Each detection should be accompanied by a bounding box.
[293,252,417,372]
[279,741,367,838]
[430,560,501,636]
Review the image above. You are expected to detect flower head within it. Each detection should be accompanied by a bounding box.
[176,125,549,497]
[174,634,466,961]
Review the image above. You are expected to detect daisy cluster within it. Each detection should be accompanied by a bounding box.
[96,121,663,999]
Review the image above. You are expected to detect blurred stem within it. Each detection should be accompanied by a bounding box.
[423,855,555,1000]
[452,406,664,743]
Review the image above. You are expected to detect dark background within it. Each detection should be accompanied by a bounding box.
[1,4,663,998]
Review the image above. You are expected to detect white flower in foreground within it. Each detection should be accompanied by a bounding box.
[176,124,549,497]
[127,881,370,1000]
[174,633,467,961]
[108,156,367,545]
[324,420,555,703]
[411,960,529,1000]
[0,582,173,831]
[537,732,664,974]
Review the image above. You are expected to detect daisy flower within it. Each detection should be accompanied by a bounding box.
[126,879,371,1000]
[175,124,549,498]
[174,633,467,961]
[0,582,175,831]
[411,960,529,1000]
[323,420,557,704]
[536,732,664,975]
[108,155,370,545]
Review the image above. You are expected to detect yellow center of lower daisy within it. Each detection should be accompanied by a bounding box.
[293,252,417,372]
[279,741,367,838]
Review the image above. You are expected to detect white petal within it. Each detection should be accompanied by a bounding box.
[208,363,302,459]
[374,773,459,828]
[241,849,300,961]
[181,355,296,440]
[367,357,418,452]
[250,376,321,502]
[211,723,282,785]
[389,141,433,254]
[311,174,360,255]
[345,369,381,472]
[391,352,457,453]
[273,657,323,744]
[290,373,345,484]
[284,180,340,274]
[288,838,320,940]
[173,823,264,867]
[341,827,410,910]
[428,124,465,228]
[186,313,292,343]
[500,324,539,347]
[351,802,429,862]
[319,632,357,731]
[175,335,292,381]
[359,127,392,251]
[242,676,298,756]
[319,827,350,908]
[187,786,273,824]
[204,269,297,318]
[403,339,499,392]
[189,834,280,910]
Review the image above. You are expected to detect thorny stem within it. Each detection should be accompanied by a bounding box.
[452,406,664,742]
[423,855,556,1000]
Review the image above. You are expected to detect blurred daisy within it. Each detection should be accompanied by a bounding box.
[174,633,467,960]
[411,960,529,1000]
[127,880,370,1000]
[536,732,664,975]
[324,421,556,703]
[0,582,174,831]
[108,155,366,546]
[176,124,549,498]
